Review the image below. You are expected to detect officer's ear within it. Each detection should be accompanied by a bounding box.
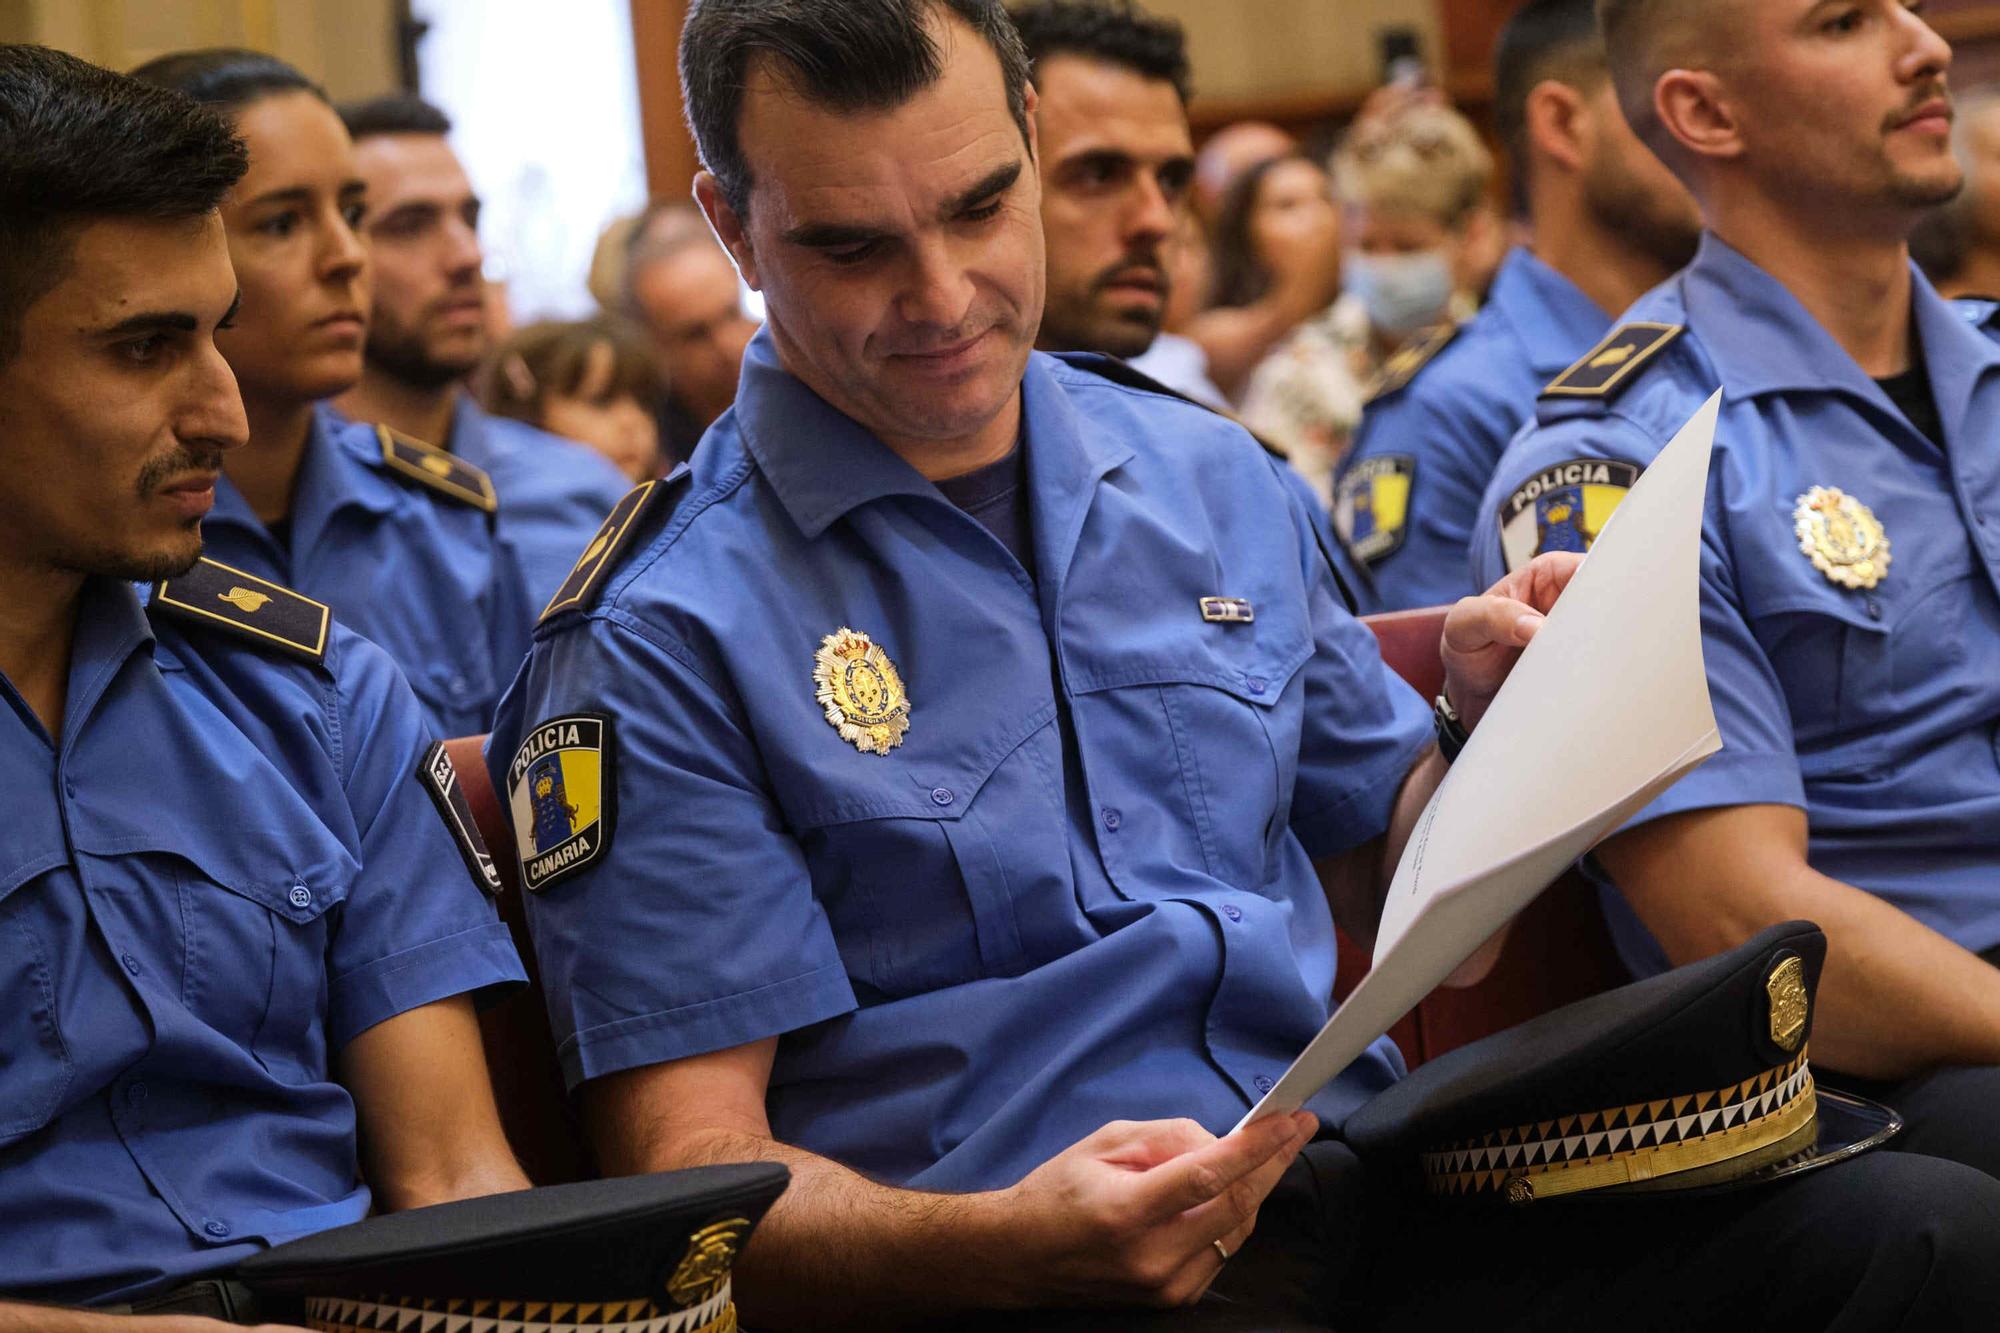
[1525,78,1591,179]
[1653,66,1743,168]
[693,170,762,293]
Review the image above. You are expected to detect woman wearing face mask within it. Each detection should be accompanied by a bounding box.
[1238,105,1497,505]
[129,50,534,740]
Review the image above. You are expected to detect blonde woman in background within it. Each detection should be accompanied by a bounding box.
[1241,103,1496,504]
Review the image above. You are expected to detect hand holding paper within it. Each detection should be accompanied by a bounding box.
[1238,391,1726,1129]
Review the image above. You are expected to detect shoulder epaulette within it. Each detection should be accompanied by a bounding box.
[377,425,497,513]
[1541,322,1683,401]
[1056,351,1289,461]
[540,470,693,625]
[149,558,331,664]
[1366,321,1460,404]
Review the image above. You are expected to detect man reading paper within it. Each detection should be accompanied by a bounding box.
[487,1,2000,1327]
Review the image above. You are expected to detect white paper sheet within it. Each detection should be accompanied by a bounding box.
[1237,391,1725,1130]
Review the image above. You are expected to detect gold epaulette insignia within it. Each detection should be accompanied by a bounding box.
[377,425,497,513]
[1542,322,1683,399]
[150,558,331,663]
[1367,322,1460,403]
[540,472,691,625]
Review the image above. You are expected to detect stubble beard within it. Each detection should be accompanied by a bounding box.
[1583,155,1702,275]
[365,306,483,391]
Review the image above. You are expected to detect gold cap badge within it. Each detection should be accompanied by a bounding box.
[665,1218,748,1309]
[1767,955,1809,1052]
[814,627,911,755]
[1794,486,1890,590]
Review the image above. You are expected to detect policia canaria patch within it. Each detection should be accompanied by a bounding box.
[1498,458,1641,572]
[508,715,614,892]
[1334,455,1416,564]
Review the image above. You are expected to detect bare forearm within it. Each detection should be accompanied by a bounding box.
[0,1307,241,1332]
[622,1125,1009,1330]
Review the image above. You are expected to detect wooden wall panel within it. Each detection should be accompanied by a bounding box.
[631,0,699,203]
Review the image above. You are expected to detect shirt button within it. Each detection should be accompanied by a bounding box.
[1865,598,1884,622]
[1222,904,1243,922]
[203,1220,231,1239]
[1246,677,1267,696]
[126,1082,148,1107]
[929,787,954,808]
[1101,807,1123,831]
[289,883,314,909]
[63,779,77,799]
[1254,1075,1275,1094]
[121,953,141,976]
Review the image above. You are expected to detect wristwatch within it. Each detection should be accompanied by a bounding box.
[1433,692,1470,764]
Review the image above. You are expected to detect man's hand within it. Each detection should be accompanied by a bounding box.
[992,1110,1317,1309]
[1441,552,1582,730]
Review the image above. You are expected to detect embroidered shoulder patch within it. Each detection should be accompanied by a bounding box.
[416,742,504,896]
[540,471,691,625]
[507,715,614,892]
[1541,323,1682,400]
[1497,457,1642,572]
[1367,323,1459,403]
[377,425,497,513]
[1334,454,1416,564]
[149,557,331,663]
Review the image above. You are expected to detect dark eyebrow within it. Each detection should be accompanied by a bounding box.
[781,159,1024,249]
[245,186,314,210]
[96,288,242,340]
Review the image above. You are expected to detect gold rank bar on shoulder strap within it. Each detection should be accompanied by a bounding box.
[150,557,331,663]
[1542,322,1684,399]
[540,473,690,625]
[1366,321,1460,404]
[377,424,498,513]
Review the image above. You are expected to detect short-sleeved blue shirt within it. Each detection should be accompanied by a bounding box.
[1475,233,2000,975]
[202,406,536,738]
[0,579,524,1307]
[1336,249,1610,613]
[488,330,1433,1193]
[448,400,630,612]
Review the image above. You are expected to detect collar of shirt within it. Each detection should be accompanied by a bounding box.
[729,328,1134,565]
[1489,247,1614,378]
[209,406,414,556]
[1681,233,2000,432]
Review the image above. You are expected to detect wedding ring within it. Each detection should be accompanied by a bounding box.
[1212,1238,1232,1263]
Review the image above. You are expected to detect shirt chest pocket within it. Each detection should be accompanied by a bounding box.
[1738,569,1893,780]
[77,821,358,1084]
[0,864,75,1147]
[1067,632,1313,896]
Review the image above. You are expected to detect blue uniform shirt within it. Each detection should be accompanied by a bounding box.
[1336,249,1610,612]
[1475,233,2000,975]
[488,330,1432,1193]
[203,406,536,738]
[0,579,523,1306]
[448,399,630,611]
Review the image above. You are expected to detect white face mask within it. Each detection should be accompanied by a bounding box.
[1343,250,1455,337]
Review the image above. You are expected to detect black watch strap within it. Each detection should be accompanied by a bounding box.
[1434,693,1470,764]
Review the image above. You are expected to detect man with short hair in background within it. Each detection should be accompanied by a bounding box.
[1913,86,2000,296]
[1333,0,1700,612]
[621,201,760,465]
[332,94,629,607]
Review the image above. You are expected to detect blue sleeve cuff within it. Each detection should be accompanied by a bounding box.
[560,961,858,1089]
[328,920,527,1048]
[1627,749,1808,828]
[1291,725,1435,860]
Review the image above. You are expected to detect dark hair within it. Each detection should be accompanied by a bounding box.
[1008,0,1191,104]
[0,44,247,364]
[681,0,1032,218]
[1496,0,1607,214]
[338,92,451,142]
[128,47,328,114]
[482,317,664,426]
[1208,152,1317,309]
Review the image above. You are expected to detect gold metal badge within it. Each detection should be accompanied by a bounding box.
[1767,955,1809,1052]
[218,587,272,613]
[814,627,911,755]
[1794,486,1890,590]
[666,1218,749,1309]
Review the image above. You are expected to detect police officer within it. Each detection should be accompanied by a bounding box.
[1476,0,2000,1174]
[487,2,2000,1328]
[128,52,536,741]
[330,94,631,610]
[1332,0,1699,613]
[0,46,527,1326]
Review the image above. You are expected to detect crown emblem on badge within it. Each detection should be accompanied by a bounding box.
[218,586,272,613]
[1793,486,1890,590]
[813,627,910,755]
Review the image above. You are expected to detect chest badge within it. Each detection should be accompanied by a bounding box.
[814,628,911,755]
[1793,486,1891,590]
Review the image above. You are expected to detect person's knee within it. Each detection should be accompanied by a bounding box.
[1812,1155,2000,1328]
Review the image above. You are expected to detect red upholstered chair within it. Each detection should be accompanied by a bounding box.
[1338,609,1631,1066]
[441,736,590,1185]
